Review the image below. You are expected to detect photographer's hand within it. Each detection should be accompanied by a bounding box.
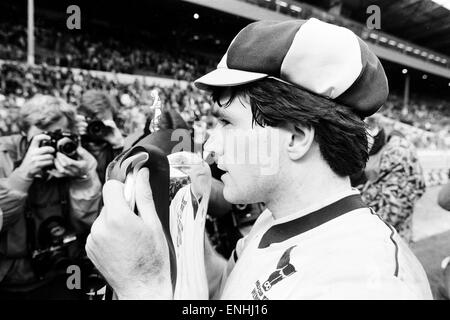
[54,146,97,178]
[75,115,88,136]
[17,134,55,179]
[103,119,124,149]
[86,168,173,300]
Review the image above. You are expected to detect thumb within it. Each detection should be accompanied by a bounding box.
[103,180,131,221]
[76,146,89,157]
[135,168,159,226]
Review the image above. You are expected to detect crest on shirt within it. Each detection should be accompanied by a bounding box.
[251,245,297,300]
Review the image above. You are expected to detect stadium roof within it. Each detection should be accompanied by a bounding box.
[183,0,450,79]
[333,0,450,56]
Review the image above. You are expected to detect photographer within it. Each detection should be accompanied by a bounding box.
[0,95,102,299]
[77,90,125,184]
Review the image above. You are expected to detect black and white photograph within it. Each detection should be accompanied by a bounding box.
[0,0,449,305]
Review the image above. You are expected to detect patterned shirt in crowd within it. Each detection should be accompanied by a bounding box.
[357,133,426,244]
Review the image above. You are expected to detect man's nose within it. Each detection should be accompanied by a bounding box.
[203,125,224,163]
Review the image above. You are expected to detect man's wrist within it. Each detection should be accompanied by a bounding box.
[74,160,97,180]
[8,168,34,193]
[72,170,93,184]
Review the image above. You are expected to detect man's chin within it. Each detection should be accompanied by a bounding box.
[223,187,252,205]
[223,188,241,205]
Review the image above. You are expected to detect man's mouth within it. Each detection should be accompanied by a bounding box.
[220,172,228,183]
[217,163,227,172]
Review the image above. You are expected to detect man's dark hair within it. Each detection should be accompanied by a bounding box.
[211,78,368,177]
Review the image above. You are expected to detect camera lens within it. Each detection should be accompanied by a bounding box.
[47,220,67,244]
[57,137,78,158]
[87,120,106,137]
[38,216,67,248]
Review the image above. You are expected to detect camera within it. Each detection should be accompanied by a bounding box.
[31,216,78,278]
[31,216,107,296]
[39,130,79,159]
[84,118,113,142]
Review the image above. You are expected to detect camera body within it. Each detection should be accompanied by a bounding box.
[84,118,113,142]
[31,216,78,278]
[39,130,79,160]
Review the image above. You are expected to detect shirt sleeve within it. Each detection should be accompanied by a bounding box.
[0,153,33,232]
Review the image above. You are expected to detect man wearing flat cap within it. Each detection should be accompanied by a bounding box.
[86,18,432,299]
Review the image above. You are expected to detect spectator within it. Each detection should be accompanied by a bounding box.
[353,116,426,244]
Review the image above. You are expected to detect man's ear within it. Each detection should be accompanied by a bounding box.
[286,123,315,161]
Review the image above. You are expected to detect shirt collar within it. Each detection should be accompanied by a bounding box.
[258,189,366,249]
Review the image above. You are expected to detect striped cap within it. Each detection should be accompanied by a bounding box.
[194,18,388,117]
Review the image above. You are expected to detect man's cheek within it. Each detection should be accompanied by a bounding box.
[221,129,256,167]
[258,128,280,176]
[227,167,253,191]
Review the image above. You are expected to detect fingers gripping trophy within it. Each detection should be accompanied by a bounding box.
[97,90,212,299]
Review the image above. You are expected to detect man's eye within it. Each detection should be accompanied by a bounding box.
[218,118,230,126]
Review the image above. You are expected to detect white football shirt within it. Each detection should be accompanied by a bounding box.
[219,189,432,300]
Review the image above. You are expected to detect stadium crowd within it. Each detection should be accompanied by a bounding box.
[1,12,448,150]
[0,18,217,81]
[1,62,448,151]
[382,93,450,131]
[0,62,215,137]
